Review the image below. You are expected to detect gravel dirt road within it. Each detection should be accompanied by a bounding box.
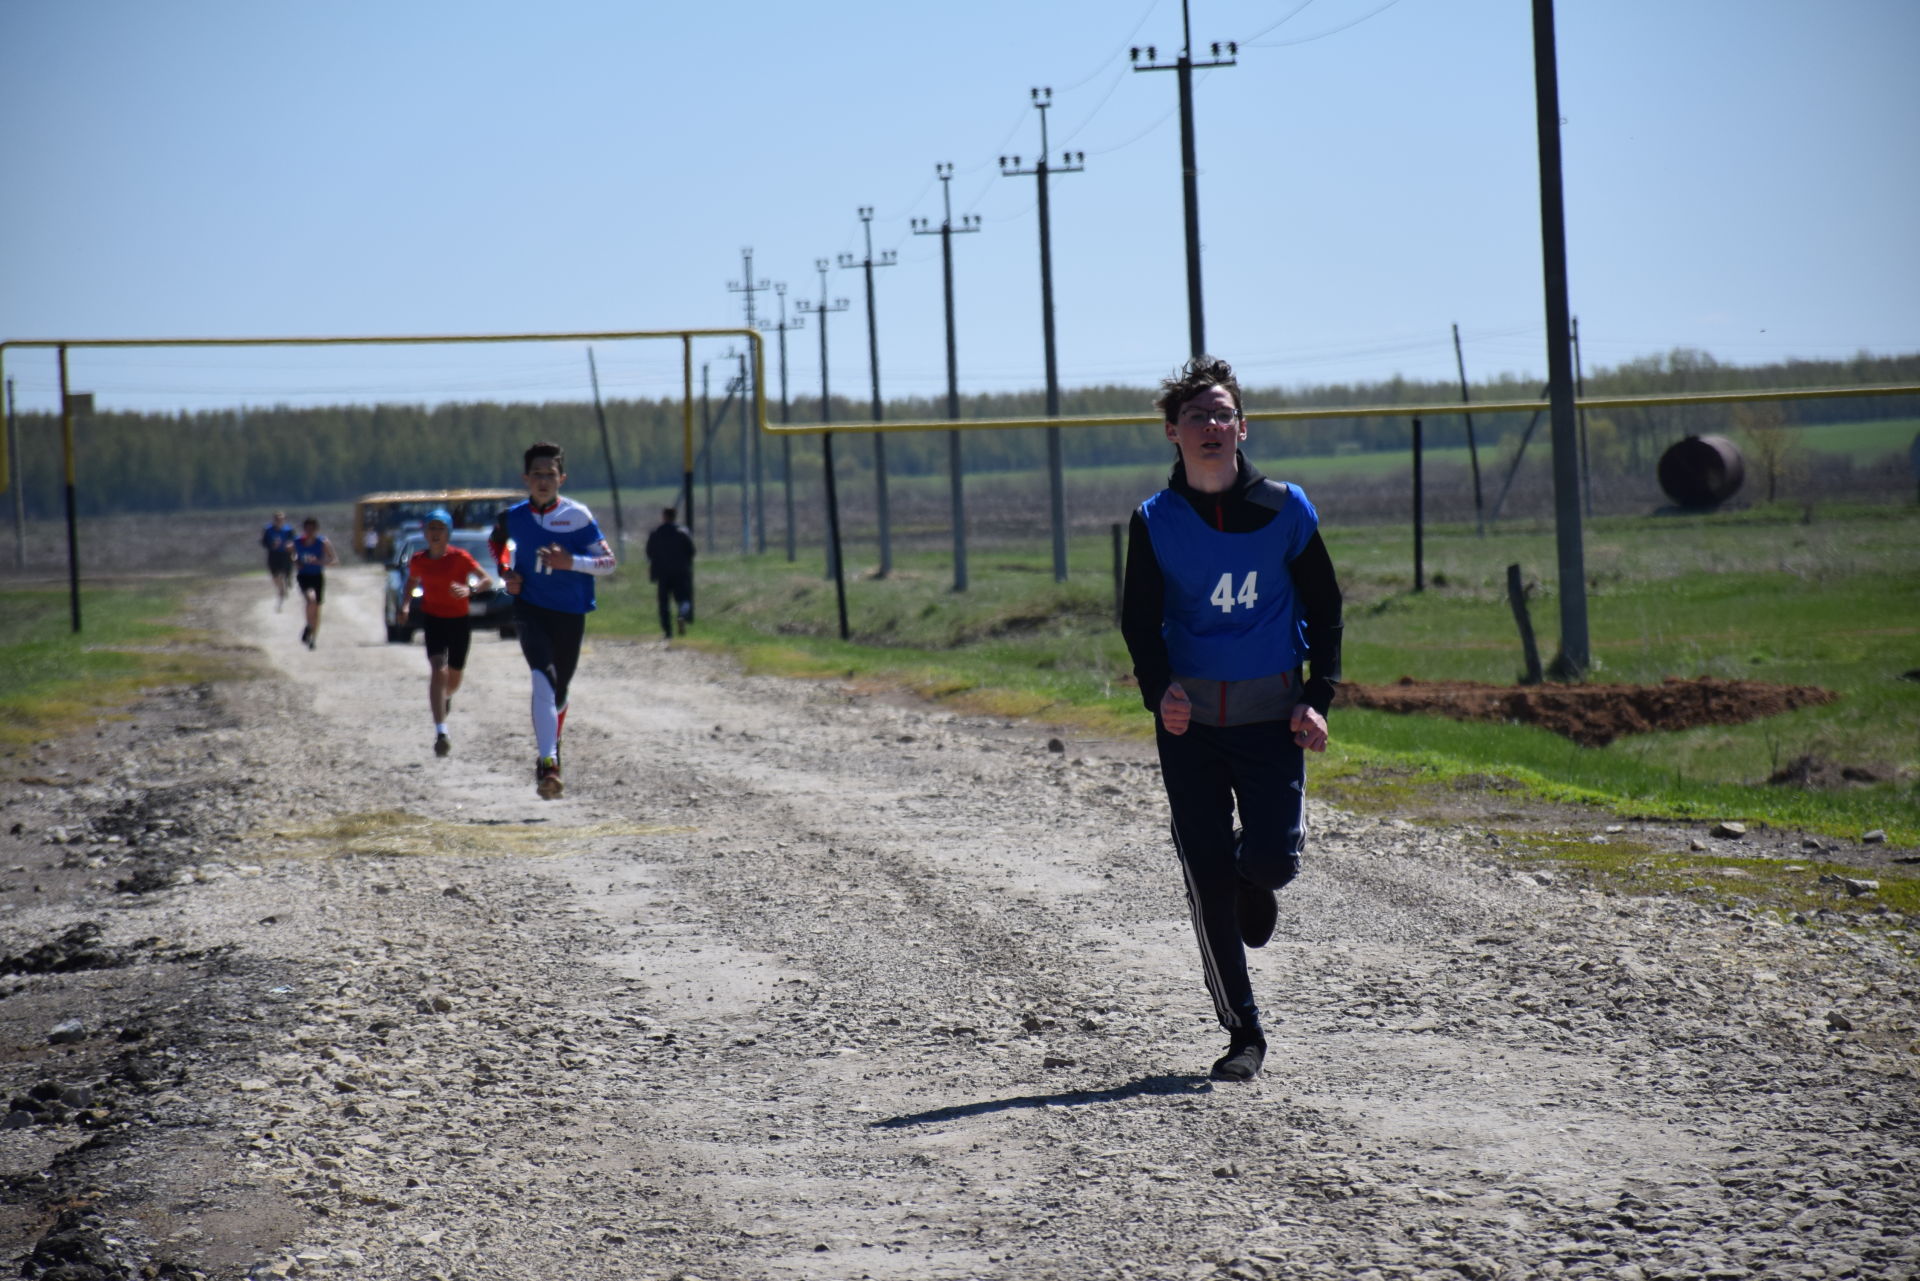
[2,567,1916,1281]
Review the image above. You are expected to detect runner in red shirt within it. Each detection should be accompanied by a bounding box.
[396,509,484,757]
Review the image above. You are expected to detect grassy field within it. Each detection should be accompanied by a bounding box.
[5,422,1913,840]
[0,580,217,750]
[590,499,1920,843]
[562,415,1920,507]
[1791,416,1918,458]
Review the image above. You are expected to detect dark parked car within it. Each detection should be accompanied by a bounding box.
[382,529,515,643]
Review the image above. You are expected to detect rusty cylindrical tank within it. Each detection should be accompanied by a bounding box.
[1657,434,1746,509]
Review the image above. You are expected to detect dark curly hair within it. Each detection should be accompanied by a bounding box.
[523,440,566,473]
[1153,355,1242,421]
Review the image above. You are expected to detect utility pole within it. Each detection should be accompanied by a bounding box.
[585,348,625,549]
[795,259,851,639]
[729,349,751,554]
[1573,314,1592,517]
[728,248,770,553]
[1132,2,1236,358]
[700,362,715,554]
[769,282,804,563]
[57,348,81,633]
[839,208,897,577]
[911,162,982,592]
[1450,323,1486,535]
[1530,0,1590,677]
[1001,87,1084,583]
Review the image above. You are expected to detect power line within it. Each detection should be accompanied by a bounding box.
[1132,0,1238,356]
[838,207,900,576]
[911,162,984,592]
[1056,0,1166,93]
[1082,102,1179,156]
[726,249,771,552]
[953,102,1039,177]
[1243,0,1404,48]
[1054,64,1132,148]
[1000,87,1085,582]
[1238,0,1316,46]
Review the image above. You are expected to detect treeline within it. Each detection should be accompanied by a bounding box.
[5,348,1916,518]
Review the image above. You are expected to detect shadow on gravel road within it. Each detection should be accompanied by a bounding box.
[873,1072,1212,1128]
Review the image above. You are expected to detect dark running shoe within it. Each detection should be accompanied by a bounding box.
[535,756,563,800]
[300,626,311,644]
[1237,877,1279,949]
[1211,1035,1267,1083]
[1232,827,1279,949]
[433,733,451,758]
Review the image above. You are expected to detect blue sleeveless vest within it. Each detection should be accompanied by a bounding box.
[1139,481,1317,681]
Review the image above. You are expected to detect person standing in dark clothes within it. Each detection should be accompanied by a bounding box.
[1120,355,1344,1083]
[644,508,696,643]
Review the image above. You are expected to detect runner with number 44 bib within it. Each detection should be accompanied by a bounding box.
[1121,356,1344,1084]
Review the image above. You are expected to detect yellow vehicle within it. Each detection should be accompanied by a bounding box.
[351,489,522,562]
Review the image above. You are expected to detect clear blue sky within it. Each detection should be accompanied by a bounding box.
[2,0,1915,414]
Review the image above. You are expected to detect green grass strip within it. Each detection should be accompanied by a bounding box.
[0,582,223,749]
[588,502,1919,844]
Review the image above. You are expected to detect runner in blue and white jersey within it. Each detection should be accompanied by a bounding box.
[500,441,616,800]
[1121,356,1344,1084]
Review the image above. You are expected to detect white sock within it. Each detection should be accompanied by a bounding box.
[435,722,448,735]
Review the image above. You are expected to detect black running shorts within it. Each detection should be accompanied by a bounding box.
[421,613,473,670]
[296,572,325,603]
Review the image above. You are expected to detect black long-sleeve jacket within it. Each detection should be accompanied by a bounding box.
[1120,453,1343,719]
[644,522,696,581]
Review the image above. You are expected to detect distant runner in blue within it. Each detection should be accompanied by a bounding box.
[291,517,339,650]
[500,441,616,800]
[261,511,296,612]
[1120,356,1344,1084]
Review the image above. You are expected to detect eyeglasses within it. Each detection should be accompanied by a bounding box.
[1177,407,1242,427]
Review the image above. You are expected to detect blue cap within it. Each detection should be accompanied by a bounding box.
[424,508,454,529]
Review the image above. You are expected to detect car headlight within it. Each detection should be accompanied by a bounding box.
[410,586,423,598]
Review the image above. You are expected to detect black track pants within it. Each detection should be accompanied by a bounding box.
[514,598,586,710]
[655,570,693,638]
[1155,717,1307,1034]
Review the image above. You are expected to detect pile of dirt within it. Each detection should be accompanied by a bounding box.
[1341,675,1838,748]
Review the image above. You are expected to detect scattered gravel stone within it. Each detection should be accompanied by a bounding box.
[3,574,1915,1281]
